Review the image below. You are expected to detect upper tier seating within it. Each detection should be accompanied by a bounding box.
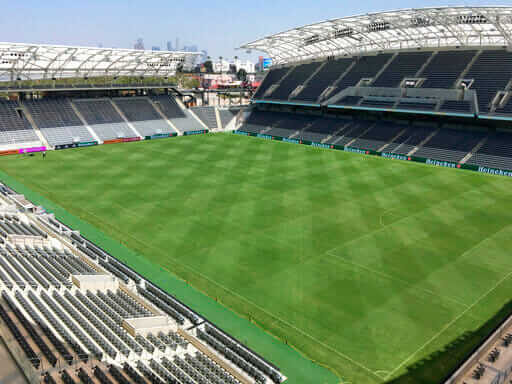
[440,100,472,113]
[330,54,393,96]
[72,99,136,140]
[293,58,354,102]
[465,50,512,113]
[414,128,486,162]
[397,100,437,111]
[253,67,291,99]
[495,96,512,115]
[191,107,218,130]
[421,50,477,89]
[113,98,172,136]
[24,99,93,146]
[0,100,39,145]
[373,51,432,88]
[359,98,396,109]
[268,62,321,100]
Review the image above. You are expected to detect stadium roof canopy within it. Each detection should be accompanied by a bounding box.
[0,42,201,81]
[240,6,512,65]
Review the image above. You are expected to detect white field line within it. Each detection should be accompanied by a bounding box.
[385,268,512,380]
[325,249,470,309]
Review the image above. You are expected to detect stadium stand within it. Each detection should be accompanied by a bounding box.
[467,132,512,170]
[267,62,321,100]
[495,95,512,115]
[151,95,204,133]
[191,106,218,130]
[420,50,477,89]
[413,127,487,162]
[330,53,393,95]
[219,108,241,129]
[23,99,94,146]
[253,67,292,99]
[265,113,311,138]
[0,184,283,384]
[72,99,137,140]
[297,117,348,143]
[0,100,39,146]
[293,58,354,103]
[351,121,407,151]
[372,51,432,88]
[113,98,173,136]
[465,50,512,113]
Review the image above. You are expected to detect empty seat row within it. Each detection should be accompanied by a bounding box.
[64,291,130,357]
[28,290,90,362]
[76,291,143,355]
[0,292,40,368]
[15,291,73,365]
[205,324,282,383]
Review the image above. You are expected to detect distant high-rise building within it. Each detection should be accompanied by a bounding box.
[183,45,198,53]
[175,38,180,52]
[166,41,173,51]
[134,38,144,50]
[152,46,161,51]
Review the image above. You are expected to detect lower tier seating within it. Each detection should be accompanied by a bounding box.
[414,128,486,162]
[191,107,218,130]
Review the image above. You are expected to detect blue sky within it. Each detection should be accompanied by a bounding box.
[2,0,509,61]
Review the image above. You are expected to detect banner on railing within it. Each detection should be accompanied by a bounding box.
[184,130,208,136]
[19,146,46,154]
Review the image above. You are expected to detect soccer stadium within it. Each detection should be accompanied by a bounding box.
[1,5,512,384]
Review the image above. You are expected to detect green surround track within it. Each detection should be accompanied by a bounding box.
[1,133,512,384]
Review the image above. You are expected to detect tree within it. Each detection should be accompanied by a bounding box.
[176,63,184,73]
[203,60,213,73]
[237,68,248,82]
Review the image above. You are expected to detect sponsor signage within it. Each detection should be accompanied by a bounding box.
[311,142,332,149]
[78,141,98,147]
[344,146,370,155]
[282,138,301,145]
[122,137,141,142]
[256,133,273,140]
[19,146,46,154]
[104,139,123,145]
[425,158,460,169]
[233,131,249,136]
[381,153,411,161]
[477,166,512,177]
[184,130,208,136]
[0,149,19,156]
[55,141,97,150]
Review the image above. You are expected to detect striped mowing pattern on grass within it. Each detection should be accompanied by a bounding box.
[1,133,512,384]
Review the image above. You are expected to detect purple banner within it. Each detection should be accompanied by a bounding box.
[18,146,46,154]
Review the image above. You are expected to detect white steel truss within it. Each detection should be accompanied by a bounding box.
[240,6,512,65]
[0,42,201,81]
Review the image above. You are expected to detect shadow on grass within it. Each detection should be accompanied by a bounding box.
[387,299,512,384]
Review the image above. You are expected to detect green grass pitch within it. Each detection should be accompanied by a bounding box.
[2,133,512,384]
